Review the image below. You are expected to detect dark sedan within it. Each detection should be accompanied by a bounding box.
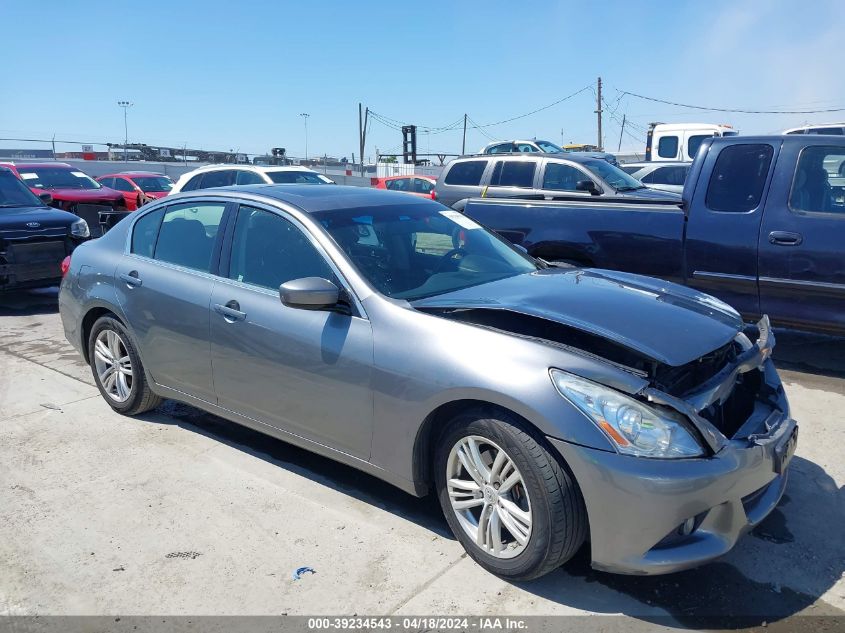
[59,185,795,578]
[0,167,90,291]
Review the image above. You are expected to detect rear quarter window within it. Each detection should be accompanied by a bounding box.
[444,160,487,186]
[131,208,165,258]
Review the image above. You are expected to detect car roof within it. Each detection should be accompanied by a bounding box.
[451,152,598,165]
[381,174,435,180]
[0,161,73,169]
[186,184,437,214]
[183,163,313,174]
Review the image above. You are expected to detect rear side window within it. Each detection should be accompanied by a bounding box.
[789,145,845,215]
[385,178,410,191]
[657,136,679,159]
[181,174,204,192]
[200,170,235,189]
[487,143,513,154]
[413,178,434,194]
[131,208,164,258]
[153,202,227,272]
[687,135,710,159]
[112,178,134,192]
[705,144,773,212]
[490,161,535,188]
[642,165,689,186]
[444,160,487,186]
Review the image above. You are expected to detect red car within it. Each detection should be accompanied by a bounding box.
[0,162,125,213]
[373,175,436,198]
[96,171,174,210]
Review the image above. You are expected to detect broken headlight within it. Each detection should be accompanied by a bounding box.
[550,369,704,458]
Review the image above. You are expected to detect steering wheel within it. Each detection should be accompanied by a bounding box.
[432,247,468,274]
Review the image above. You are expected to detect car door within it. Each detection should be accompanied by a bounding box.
[112,176,139,210]
[758,142,845,331]
[209,203,374,459]
[115,199,231,403]
[684,142,779,318]
[538,159,595,198]
[486,159,540,199]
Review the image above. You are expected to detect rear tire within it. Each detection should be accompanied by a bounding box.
[88,316,161,416]
[434,410,587,580]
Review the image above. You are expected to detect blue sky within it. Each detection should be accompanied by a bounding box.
[2,0,844,159]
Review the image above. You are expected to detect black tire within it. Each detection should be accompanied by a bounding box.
[88,315,162,416]
[434,410,587,580]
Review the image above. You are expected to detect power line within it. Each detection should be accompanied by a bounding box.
[618,89,845,115]
[466,115,497,142]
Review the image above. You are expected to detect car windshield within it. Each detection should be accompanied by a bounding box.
[581,159,645,191]
[132,176,173,192]
[17,167,101,190]
[314,203,538,301]
[536,140,564,153]
[267,171,327,184]
[0,171,46,209]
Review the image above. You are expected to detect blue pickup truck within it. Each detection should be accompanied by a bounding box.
[462,135,845,335]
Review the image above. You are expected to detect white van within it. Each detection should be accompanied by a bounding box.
[646,123,737,162]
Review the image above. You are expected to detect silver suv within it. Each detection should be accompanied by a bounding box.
[434,153,677,209]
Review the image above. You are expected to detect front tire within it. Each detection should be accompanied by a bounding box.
[88,315,161,415]
[435,411,587,580]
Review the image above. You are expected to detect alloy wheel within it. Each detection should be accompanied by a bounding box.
[446,435,532,559]
[93,329,133,403]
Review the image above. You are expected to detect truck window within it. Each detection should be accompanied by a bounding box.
[687,135,710,159]
[789,145,845,214]
[705,144,774,213]
[490,161,535,188]
[657,136,679,159]
[444,160,487,186]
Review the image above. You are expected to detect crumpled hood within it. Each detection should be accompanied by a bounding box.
[412,268,744,367]
[31,186,122,204]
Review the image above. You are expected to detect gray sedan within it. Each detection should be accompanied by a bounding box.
[59,185,796,578]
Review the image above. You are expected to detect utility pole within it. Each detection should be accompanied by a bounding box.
[462,114,467,155]
[595,77,603,151]
[51,134,56,160]
[358,103,368,177]
[617,113,626,152]
[299,113,310,160]
[117,101,133,162]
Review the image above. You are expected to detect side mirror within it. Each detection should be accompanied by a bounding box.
[575,180,600,195]
[39,192,53,205]
[279,277,340,311]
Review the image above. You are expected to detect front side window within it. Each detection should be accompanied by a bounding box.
[133,176,173,192]
[789,145,845,214]
[444,160,487,186]
[705,144,774,213]
[131,207,165,258]
[112,178,135,192]
[385,178,410,191]
[315,204,537,300]
[181,174,204,192]
[228,206,334,290]
[657,135,679,159]
[487,143,514,154]
[490,161,535,188]
[515,143,538,153]
[642,165,689,186]
[153,202,227,271]
[619,165,641,175]
[687,134,710,159]
[581,159,643,191]
[542,162,587,191]
[536,141,564,153]
[17,167,100,190]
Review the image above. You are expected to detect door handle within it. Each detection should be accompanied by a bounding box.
[213,301,246,322]
[768,231,803,246]
[119,271,142,287]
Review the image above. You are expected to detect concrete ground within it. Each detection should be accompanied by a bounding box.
[0,288,843,629]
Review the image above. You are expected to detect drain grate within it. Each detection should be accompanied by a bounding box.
[165,551,201,560]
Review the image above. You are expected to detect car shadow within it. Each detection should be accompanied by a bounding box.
[0,286,60,315]
[510,454,845,629]
[771,328,845,382]
[135,400,452,539]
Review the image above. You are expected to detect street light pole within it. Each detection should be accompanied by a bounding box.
[300,113,310,161]
[117,101,133,162]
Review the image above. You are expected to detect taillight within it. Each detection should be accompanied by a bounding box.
[61,255,71,277]
[431,189,437,200]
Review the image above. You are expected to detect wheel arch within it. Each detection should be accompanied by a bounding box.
[80,305,125,364]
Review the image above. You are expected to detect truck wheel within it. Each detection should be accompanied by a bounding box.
[88,316,162,416]
[434,410,587,580]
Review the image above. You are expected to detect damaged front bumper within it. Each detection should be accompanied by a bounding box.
[548,316,798,575]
